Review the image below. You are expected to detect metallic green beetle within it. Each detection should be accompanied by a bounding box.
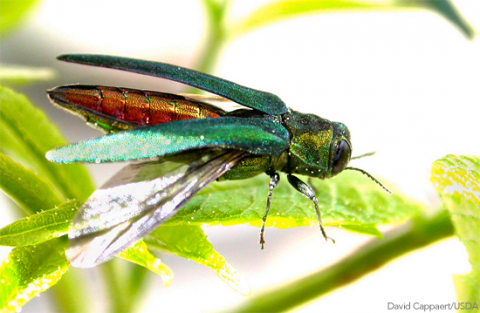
[46,54,389,268]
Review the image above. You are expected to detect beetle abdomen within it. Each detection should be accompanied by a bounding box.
[48,85,225,127]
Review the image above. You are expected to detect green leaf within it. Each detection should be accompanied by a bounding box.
[0,0,40,38]
[397,0,474,38]
[340,224,383,238]
[232,211,454,312]
[0,65,55,86]
[0,153,63,214]
[0,237,69,312]
[0,200,80,247]
[146,225,250,295]
[453,272,480,304]
[431,155,480,303]
[230,0,474,39]
[165,171,423,237]
[0,85,95,201]
[231,0,387,37]
[117,240,173,287]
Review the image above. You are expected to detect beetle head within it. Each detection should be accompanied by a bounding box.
[283,112,351,178]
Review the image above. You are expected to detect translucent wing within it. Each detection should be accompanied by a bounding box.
[66,150,245,267]
[57,54,288,115]
[46,117,290,163]
[179,93,244,111]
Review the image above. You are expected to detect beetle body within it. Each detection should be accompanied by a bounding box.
[46,54,381,268]
[49,85,352,181]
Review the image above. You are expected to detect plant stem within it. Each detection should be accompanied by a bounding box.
[100,260,152,313]
[101,260,130,313]
[50,269,89,313]
[187,0,228,91]
[123,263,151,313]
[232,210,454,312]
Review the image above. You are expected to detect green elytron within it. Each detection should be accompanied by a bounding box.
[46,54,389,268]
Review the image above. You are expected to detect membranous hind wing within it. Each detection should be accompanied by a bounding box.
[67,150,245,267]
[48,116,290,267]
[57,54,288,115]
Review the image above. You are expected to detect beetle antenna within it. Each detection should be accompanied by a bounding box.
[351,151,375,160]
[345,167,392,194]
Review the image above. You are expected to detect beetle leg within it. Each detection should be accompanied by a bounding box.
[260,171,280,249]
[287,175,335,244]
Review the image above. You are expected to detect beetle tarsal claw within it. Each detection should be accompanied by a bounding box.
[259,171,280,250]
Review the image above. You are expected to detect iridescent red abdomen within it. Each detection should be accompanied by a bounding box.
[48,85,225,127]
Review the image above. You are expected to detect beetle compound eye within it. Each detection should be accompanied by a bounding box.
[332,140,351,175]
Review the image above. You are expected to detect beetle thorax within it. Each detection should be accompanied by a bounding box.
[281,111,335,179]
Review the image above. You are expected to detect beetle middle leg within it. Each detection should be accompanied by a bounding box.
[260,170,280,249]
[288,174,335,243]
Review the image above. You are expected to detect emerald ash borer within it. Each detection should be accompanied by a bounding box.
[46,54,390,268]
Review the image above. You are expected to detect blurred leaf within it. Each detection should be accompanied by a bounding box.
[0,237,69,312]
[146,225,250,295]
[397,0,474,38]
[431,155,480,303]
[166,172,423,238]
[0,65,55,86]
[117,240,173,287]
[0,0,40,38]
[231,0,387,37]
[230,0,474,39]
[0,85,95,201]
[453,272,480,305]
[0,153,63,214]
[0,200,80,247]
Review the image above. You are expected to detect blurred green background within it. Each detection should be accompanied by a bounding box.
[1,0,479,312]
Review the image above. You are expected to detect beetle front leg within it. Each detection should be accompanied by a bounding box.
[260,171,280,249]
[287,174,335,243]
